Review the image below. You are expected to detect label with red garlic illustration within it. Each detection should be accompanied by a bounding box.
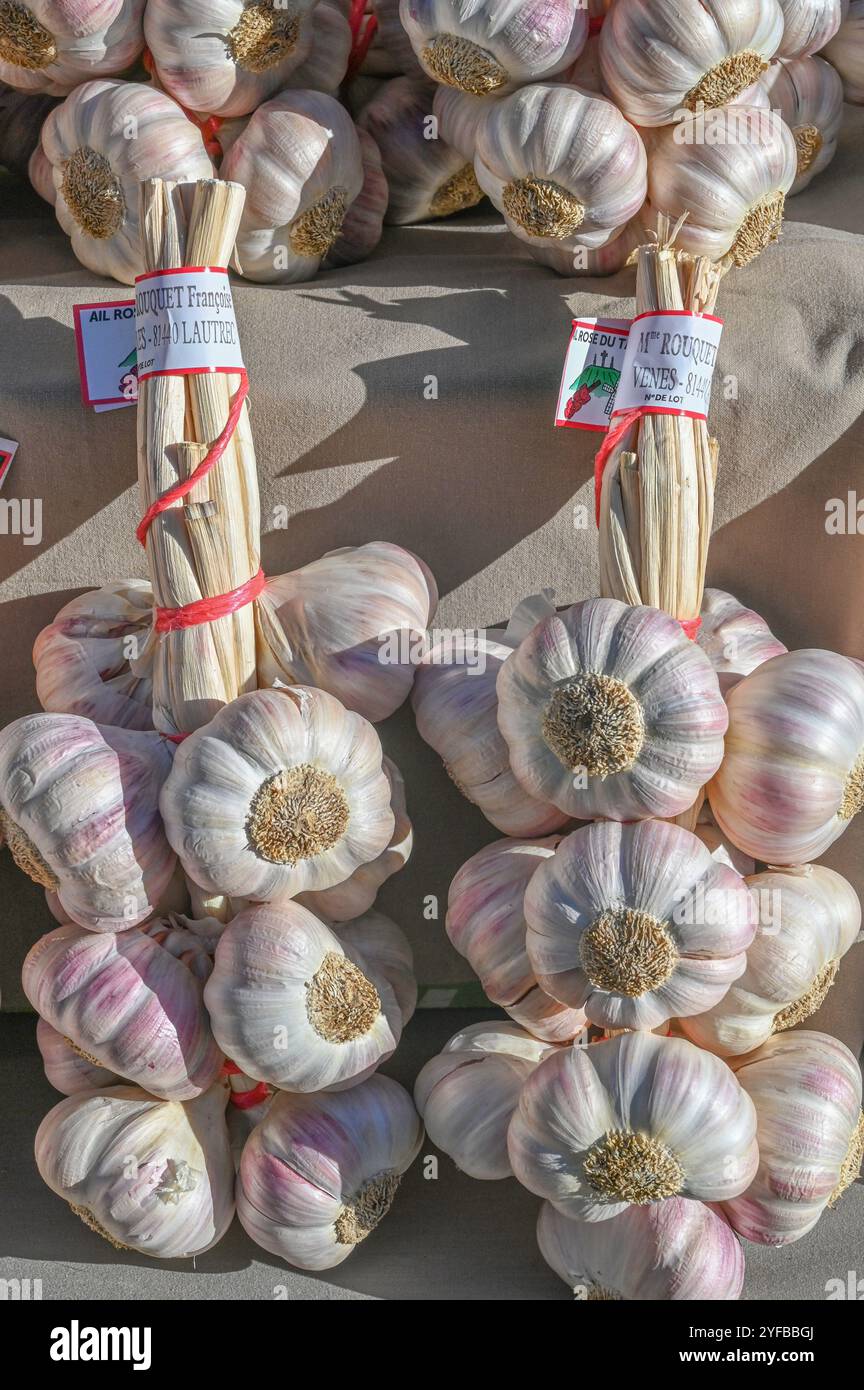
[612,310,724,421]
[134,266,244,382]
[555,318,631,433]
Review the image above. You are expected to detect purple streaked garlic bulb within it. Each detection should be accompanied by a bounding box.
[722,1030,864,1246]
[708,649,864,864]
[237,1073,422,1268]
[323,126,388,267]
[475,84,647,256]
[696,587,787,694]
[776,0,848,57]
[0,714,176,931]
[758,56,844,194]
[446,836,587,1043]
[415,1021,564,1179]
[203,900,407,1092]
[496,597,728,822]
[823,0,864,102]
[524,820,756,1031]
[508,1032,759,1221]
[33,579,155,731]
[538,1197,745,1301]
[0,0,145,96]
[679,864,861,1057]
[37,1017,121,1095]
[23,919,223,1101]
[599,0,784,127]
[35,1080,235,1258]
[257,541,437,722]
[400,0,588,96]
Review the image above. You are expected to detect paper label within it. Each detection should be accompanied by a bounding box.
[134,267,244,381]
[0,437,18,490]
[555,318,631,432]
[73,299,138,409]
[612,310,723,420]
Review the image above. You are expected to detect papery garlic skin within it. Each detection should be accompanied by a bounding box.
[508,1032,758,1221]
[722,1031,864,1246]
[496,598,728,822]
[823,0,864,102]
[35,1081,235,1258]
[160,686,394,901]
[527,214,645,277]
[525,820,755,1031]
[475,83,647,254]
[324,126,388,267]
[46,857,190,928]
[33,579,155,730]
[37,1017,121,1095]
[400,0,588,96]
[256,541,437,722]
[144,0,319,118]
[447,836,587,1043]
[432,83,489,159]
[222,89,363,284]
[40,80,214,283]
[758,56,844,194]
[0,0,145,96]
[334,910,418,1025]
[679,864,861,1056]
[645,108,797,266]
[138,913,225,981]
[600,0,784,126]
[281,0,352,94]
[415,1021,561,1179]
[203,900,404,1092]
[538,1197,745,1301]
[776,0,848,57]
[697,588,787,694]
[0,714,176,931]
[237,1074,422,1269]
[708,649,864,864]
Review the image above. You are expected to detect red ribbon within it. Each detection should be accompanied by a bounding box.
[230,1082,271,1110]
[588,15,605,36]
[155,567,266,633]
[346,0,378,80]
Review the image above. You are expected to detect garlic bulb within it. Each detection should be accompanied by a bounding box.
[759,56,844,193]
[0,83,55,172]
[525,820,755,1031]
[599,0,784,126]
[23,920,223,1101]
[282,0,352,94]
[400,0,588,96]
[696,588,787,694]
[679,864,861,1056]
[35,1080,235,1258]
[33,579,155,730]
[40,80,214,283]
[160,686,394,901]
[0,714,176,931]
[538,1197,745,1301]
[776,0,848,57]
[446,837,587,1042]
[37,1017,121,1095]
[335,909,418,1024]
[723,1031,864,1246]
[256,541,437,722]
[432,83,489,158]
[237,1074,422,1268]
[0,0,144,96]
[823,1,864,102]
[358,75,485,222]
[415,1022,560,1179]
[708,649,864,863]
[508,1032,758,1220]
[203,900,405,1091]
[475,83,647,253]
[222,89,364,284]
[143,0,319,118]
[645,108,797,266]
[324,126,388,267]
[46,857,190,928]
[496,597,728,822]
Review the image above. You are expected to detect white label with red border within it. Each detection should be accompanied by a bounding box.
[134,266,243,381]
[555,318,631,432]
[0,437,18,490]
[73,298,138,409]
[612,310,723,420]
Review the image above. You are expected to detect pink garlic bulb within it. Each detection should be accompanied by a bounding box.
[0,714,176,931]
[696,588,787,694]
[237,1074,422,1269]
[37,1017,121,1095]
[759,56,844,194]
[722,1031,864,1246]
[324,126,388,267]
[36,1080,235,1258]
[446,836,587,1043]
[33,579,155,730]
[776,0,848,57]
[538,1197,746,1301]
[0,0,145,96]
[23,919,223,1101]
[823,0,864,102]
[708,649,864,864]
